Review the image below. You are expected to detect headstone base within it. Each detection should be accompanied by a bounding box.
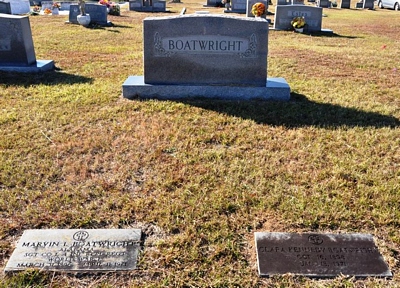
[122,76,290,101]
[0,60,54,73]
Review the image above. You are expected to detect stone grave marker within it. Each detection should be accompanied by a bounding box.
[228,0,247,12]
[255,232,393,278]
[5,229,142,272]
[246,0,268,17]
[41,0,53,10]
[129,0,167,12]
[340,0,350,8]
[0,1,12,14]
[122,14,290,101]
[273,5,323,32]
[362,0,374,8]
[203,0,219,7]
[0,14,54,72]
[317,0,330,7]
[5,0,30,14]
[69,3,109,25]
[60,1,74,10]
[277,0,290,4]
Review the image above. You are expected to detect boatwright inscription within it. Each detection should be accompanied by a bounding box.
[5,229,141,272]
[255,232,392,278]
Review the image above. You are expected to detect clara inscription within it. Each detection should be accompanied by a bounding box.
[255,232,392,278]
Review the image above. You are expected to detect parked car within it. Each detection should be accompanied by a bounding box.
[377,0,399,10]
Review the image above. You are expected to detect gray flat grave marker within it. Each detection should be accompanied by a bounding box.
[255,232,393,278]
[229,0,247,12]
[5,229,141,272]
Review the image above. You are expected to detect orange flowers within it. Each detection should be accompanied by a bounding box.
[251,2,266,17]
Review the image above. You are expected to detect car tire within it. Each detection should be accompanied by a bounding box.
[395,2,399,10]
[378,0,384,7]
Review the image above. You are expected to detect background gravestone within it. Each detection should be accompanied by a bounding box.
[0,0,12,13]
[5,0,30,14]
[340,0,350,8]
[277,0,290,5]
[0,14,36,66]
[317,0,330,7]
[129,0,167,11]
[362,0,374,8]
[274,5,323,32]
[41,0,53,10]
[143,15,268,86]
[69,3,108,25]
[0,14,54,72]
[246,0,268,17]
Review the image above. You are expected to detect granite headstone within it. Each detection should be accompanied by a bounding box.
[228,0,247,13]
[0,13,35,66]
[255,232,393,278]
[340,0,350,8]
[246,0,268,17]
[69,3,108,25]
[5,229,142,272]
[317,0,330,7]
[0,14,54,72]
[123,14,291,100]
[0,1,12,13]
[6,0,30,14]
[274,5,322,32]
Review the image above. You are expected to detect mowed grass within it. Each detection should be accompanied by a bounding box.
[0,1,399,287]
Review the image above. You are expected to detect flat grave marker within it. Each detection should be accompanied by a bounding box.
[5,229,142,272]
[255,232,393,278]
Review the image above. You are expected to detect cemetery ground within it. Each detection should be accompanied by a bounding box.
[0,1,399,287]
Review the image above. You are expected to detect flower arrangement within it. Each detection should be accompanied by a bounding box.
[30,5,40,15]
[52,2,61,9]
[99,0,120,15]
[99,0,110,6]
[43,8,52,14]
[291,16,306,29]
[108,3,120,15]
[251,2,266,17]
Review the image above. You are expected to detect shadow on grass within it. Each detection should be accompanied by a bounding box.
[0,70,93,87]
[306,32,359,38]
[181,92,400,128]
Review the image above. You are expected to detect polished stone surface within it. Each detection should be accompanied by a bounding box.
[255,232,392,278]
[5,229,141,272]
